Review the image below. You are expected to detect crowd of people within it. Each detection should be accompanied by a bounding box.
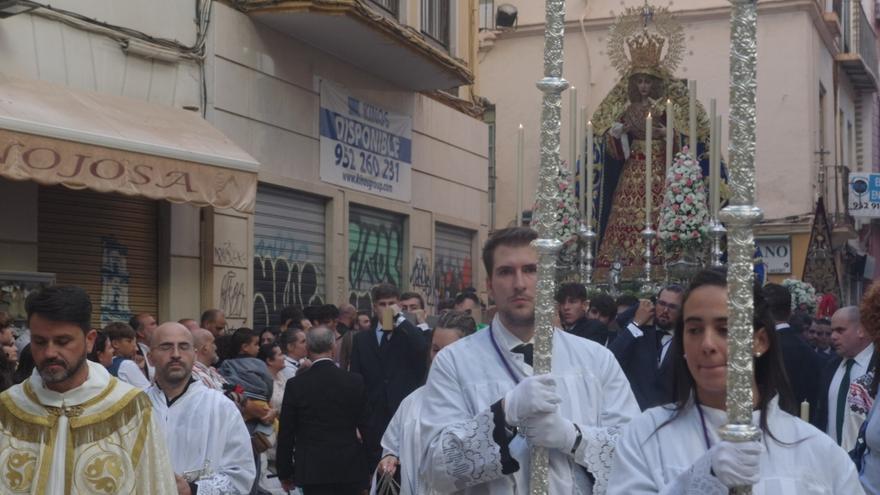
[0,226,878,494]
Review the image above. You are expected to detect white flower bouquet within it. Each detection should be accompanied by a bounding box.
[659,150,710,252]
[781,279,818,314]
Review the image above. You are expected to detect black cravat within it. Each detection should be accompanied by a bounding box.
[655,329,669,352]
[512,343,534,366]
[380,330,391,348]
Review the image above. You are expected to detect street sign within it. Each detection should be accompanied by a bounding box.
[848,173,880,218]
[755,236,792,274]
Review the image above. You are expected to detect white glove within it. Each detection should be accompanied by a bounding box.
[709,440,762,488]
[520,410,577,452]
[503,375,561,426]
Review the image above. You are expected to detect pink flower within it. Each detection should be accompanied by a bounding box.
[672,204,680,212]
[686,179,693,186]
[685,196,693,204]
[672,234,680,241]
[675,173,683,181]
[692,231,700,238]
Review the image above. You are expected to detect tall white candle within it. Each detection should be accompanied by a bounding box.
[666,99,674,168]
[516,124,524,226]
[570,86,578,173]
[646,112,653,227]
[586,120,594,225]
[689,80,697,157]
[709,98,717,216]
[712,115,722,218]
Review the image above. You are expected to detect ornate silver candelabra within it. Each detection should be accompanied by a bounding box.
[718,1,762,494]
[709,218,727,267]
[640,225,658,295]
[579,221,596,286]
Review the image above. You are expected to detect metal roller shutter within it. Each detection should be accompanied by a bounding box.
[253,184,327,331]
[38,185,158,328]
[348,205,405,311]
[434,224,475,302]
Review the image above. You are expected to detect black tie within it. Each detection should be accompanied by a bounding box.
[380,331,391,348]
[512,343,534,366]
[655,329,669,352]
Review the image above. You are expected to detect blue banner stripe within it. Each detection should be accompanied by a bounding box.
[319,108,412,163]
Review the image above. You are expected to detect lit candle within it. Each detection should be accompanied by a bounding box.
[570,86,578,173]
[709,98,717,217]
[586,120,594,225]
[712,115,722,218]
[666,99,674,168]
[517,124,524,226]
[645,112,653,227]
[689,80,697,157]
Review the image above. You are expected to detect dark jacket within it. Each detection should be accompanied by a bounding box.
[218,356,274,401]
[812,355,843,431]
[608,320,674,410]
[276,360,371,485]
[775,324,822,417]
[349,319,428,464]
[567,317,612,347]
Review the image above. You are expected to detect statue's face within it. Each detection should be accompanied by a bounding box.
[636,76,653,97]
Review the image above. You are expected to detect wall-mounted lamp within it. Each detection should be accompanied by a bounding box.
[495,4,518,30]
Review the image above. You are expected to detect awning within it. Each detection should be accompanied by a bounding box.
[0,74,259,213]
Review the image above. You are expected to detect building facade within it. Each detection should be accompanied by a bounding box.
[478,0,878,302]
[0,0,489,329]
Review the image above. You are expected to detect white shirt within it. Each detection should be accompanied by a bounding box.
[281,355,300,382]
[826,343,874,447]
[138,341,156,379]
[608,397,865,495]
[419,315,639,494]
[117,359,151,390]
[147,380,256,494]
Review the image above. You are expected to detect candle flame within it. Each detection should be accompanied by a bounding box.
[518,124,523,129]
[647,112,652,118]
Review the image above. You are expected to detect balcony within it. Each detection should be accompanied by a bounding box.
[835,0,878,92]
[232,0,473,92]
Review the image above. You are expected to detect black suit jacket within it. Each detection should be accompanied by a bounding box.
[567,317,611,347]
[276,360,371,485]
[608,321,674,410]
[349,319,428,460]
[812,355,842,431]
[776,325,822,416]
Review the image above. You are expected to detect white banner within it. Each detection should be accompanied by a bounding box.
[848,173,880,218]
[755,236,792,275]
[319,80,412,201]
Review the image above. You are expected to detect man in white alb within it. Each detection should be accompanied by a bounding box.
[148,322,256,494]
[419,227,639,494]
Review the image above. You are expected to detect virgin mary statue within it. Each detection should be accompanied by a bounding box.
[590,6,717,276]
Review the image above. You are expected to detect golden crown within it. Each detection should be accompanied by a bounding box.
[627,31,665,70]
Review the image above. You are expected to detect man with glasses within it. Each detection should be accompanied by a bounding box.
[609,284,684,410]
[148,322,256,495]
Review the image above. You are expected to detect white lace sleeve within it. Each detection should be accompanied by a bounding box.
[571,425,619,495]
[662,454,727,495]
[195,476,236,495]
[428,408,507,491]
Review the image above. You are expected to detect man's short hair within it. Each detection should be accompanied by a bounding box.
[316,304,340,322]
[763,283,792,322]
[279,306,305,326]
[437,298,456,312]
[200,308,222,326]
[589,294,617,320]
[303,305,320,323]
[816,317,831,326]
[658,284,685,299]
[371,283,400,303]
[306,326,335,354]
[128,315,142,331]
[279,328,304,349]
[399,292,425,310]
[26,285,92,333]
[435,310,477,336]
[615,294,638,309]
[482,227,538,276]
[454,291,481,308]
[103,322,136,341]
[555,283,587,304]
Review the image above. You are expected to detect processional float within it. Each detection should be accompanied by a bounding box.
[529,0,761,493]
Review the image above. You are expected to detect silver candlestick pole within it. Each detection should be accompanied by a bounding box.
[529,0,568,493]
[718,1,762,494]
[640,226,657,294]
[709,218,727,267]
[579,222,596,286]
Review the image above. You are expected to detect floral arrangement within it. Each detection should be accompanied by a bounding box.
[658,149,710,251]
[531,162,581,245]
[782,279,818,314]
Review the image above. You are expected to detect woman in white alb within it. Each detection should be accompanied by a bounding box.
[608,268,864,495]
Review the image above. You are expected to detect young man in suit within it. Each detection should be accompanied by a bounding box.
[277,325,372,494]
[608,284,683,410]
[349,283,429,474]
[556,283,611,346]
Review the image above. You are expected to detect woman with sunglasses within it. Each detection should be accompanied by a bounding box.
[607,268,863,494]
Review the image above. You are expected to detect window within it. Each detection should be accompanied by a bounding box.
[422,0,451,47]
[479,0,494,30]
[369,0,399,17]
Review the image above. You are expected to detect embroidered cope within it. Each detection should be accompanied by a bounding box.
[0,360,176,494]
